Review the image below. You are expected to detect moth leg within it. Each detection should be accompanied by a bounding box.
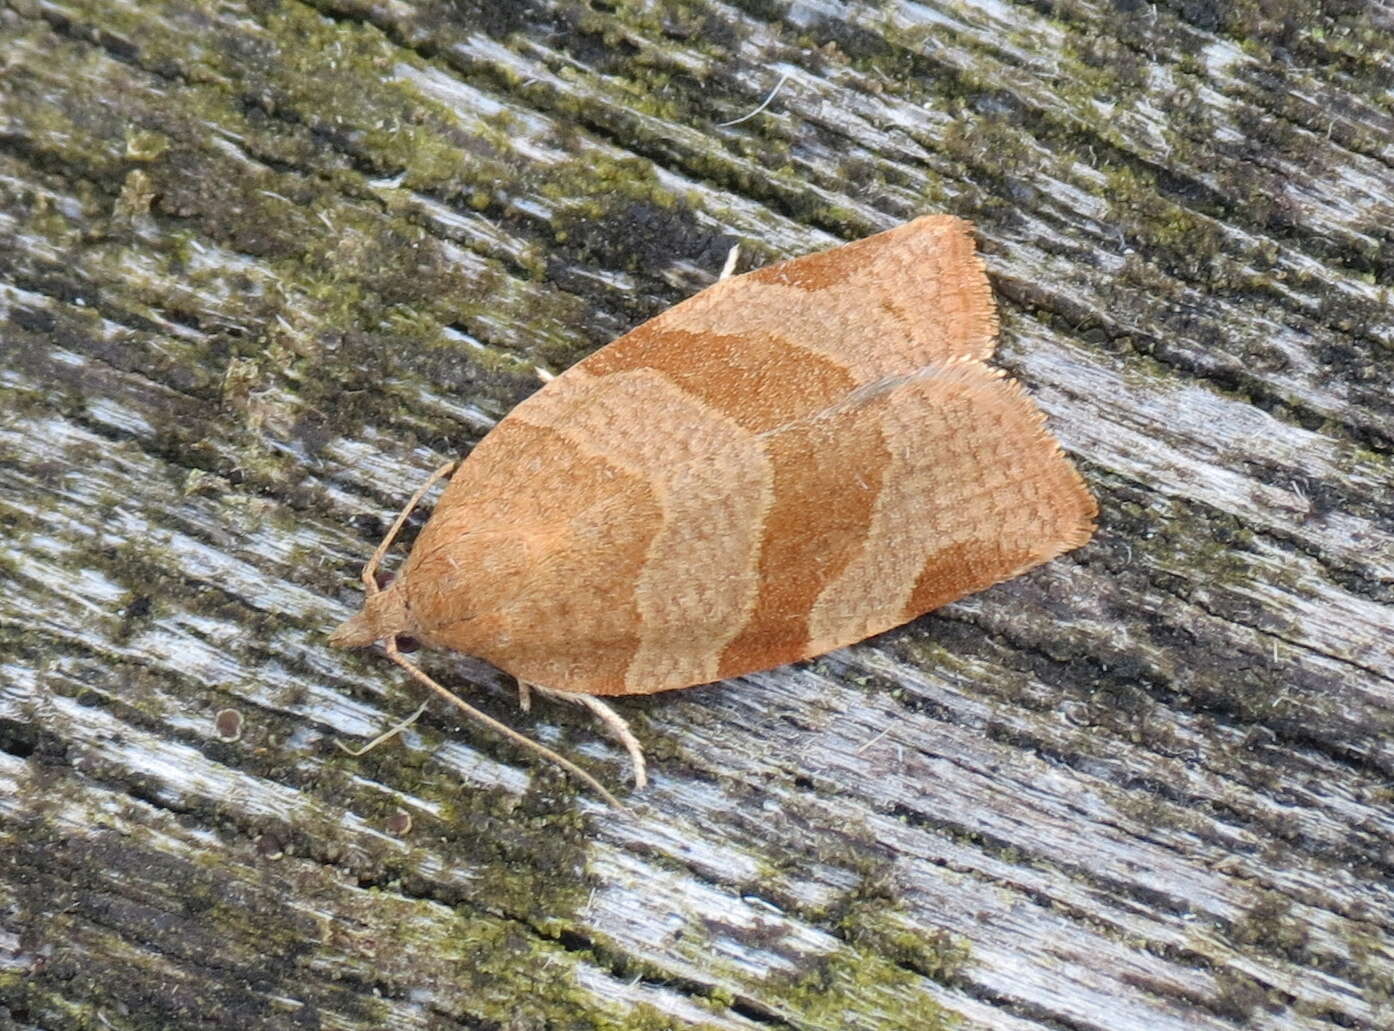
[382,641,625,810]
[533,245,736,389]
[532,243,741,381]
[719,243,741,281]
[577,694,648,789]
[516,680,532,712]
[526,683,648,789]
[361,461,458,596]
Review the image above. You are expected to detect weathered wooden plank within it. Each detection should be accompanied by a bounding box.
[2,1,1391,1029]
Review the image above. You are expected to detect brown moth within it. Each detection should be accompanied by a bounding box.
[330,216,1097,805]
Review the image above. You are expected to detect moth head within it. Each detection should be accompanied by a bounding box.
[328,580,412,649]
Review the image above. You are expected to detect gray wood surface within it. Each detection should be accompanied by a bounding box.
[2,1,1392,1029]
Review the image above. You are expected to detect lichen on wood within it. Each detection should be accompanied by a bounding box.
[2,1,1392,1029]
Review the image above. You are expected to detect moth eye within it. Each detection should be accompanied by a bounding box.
[373,570,394,590]
[394,634,419,653]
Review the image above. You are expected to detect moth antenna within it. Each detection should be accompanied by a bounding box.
[523,682,648,788]
[362,461,458,596]
[383,638,626,810]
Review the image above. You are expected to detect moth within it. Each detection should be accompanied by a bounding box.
[330,216,1097,805]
